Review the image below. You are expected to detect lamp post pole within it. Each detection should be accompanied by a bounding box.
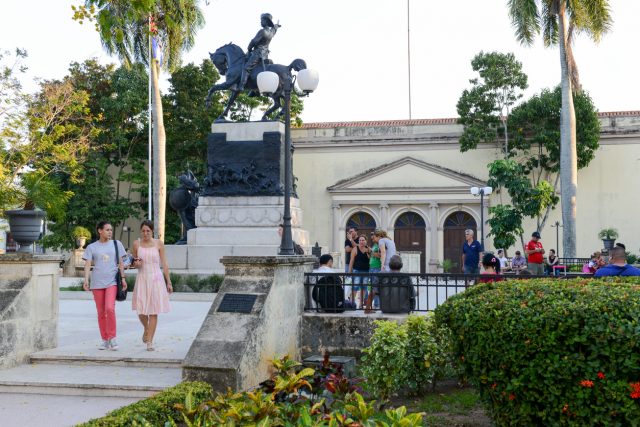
[551,221,562,257]
[471,186,492,248]
[257,68,318,256]
[279,78,294,255]
[479,190,485,247]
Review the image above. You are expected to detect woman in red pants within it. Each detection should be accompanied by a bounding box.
[82,221,128,351]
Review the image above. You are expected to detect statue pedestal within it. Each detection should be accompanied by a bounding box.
[165,122,309,276]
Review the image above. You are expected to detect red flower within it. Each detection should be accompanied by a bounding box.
[630,382,640,399]
[597,372,606,380]
[562,404,569,413]
[508,393,516,401]
[491,382,497,389]
[580,380,594,388]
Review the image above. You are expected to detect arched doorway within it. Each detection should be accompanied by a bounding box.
[346,212,377,242]
[394,212,426,273]
[443,211,477,273]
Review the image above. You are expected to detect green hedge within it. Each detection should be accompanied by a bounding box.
[435,277,640,426]
[77,381,212,426]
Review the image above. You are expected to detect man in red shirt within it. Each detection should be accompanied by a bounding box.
[525,231,545,275]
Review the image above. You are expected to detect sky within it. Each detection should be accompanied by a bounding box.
[2,0,639,123]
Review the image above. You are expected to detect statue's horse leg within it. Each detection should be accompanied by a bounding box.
[216,90,240,123]
[261,93,282,121]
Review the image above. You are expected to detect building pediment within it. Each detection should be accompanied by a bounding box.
[327,157,485,194]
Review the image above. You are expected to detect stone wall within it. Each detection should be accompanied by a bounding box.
[0,255,62,369]
[301,312,406,358]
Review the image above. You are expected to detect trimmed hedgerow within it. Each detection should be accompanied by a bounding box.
[78,381,212,426]
[435,277,640,426]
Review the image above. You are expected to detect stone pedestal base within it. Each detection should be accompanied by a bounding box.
[63,249,85,277]
[182,256,315,392]
[166,196,309,275]
[0,254,62,368]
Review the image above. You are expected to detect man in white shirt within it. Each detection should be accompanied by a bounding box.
[497,249,509,271]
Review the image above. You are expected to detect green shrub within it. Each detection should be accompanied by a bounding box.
[361,315,452,398]
[435,277,640,426]
[78,381,212,426]
[360,319,407,399]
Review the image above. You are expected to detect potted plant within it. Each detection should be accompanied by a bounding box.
[72,226,92,249]
[598,228,619,250]
[3,172,72,253]
[438,259,457,273]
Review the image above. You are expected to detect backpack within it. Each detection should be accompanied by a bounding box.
[312,275,345,313]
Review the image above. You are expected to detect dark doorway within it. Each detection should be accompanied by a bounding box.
[346,212,377,243]
[394,212,426,273]
[443,211,477,273]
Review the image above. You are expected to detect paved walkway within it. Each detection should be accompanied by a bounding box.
[0,293,212,427]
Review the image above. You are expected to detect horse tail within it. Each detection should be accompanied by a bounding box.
[289,59,307,72]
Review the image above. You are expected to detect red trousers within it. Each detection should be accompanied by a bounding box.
[92,286,117,340]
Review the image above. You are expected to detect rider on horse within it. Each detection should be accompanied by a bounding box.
[238,13,280,91]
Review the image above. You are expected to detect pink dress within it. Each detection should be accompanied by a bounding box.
[132,245,170,315]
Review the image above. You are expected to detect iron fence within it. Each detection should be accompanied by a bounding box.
[304,272,593,313]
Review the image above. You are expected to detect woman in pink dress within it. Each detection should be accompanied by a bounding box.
[132,220,172,351]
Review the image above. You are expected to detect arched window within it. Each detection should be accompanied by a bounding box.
[394,212,426,228]
[346,212,376,239]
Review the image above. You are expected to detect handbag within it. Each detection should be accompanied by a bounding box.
[114,240,128,302]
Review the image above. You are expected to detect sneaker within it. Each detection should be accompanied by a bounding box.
[98,340,109,350]
[108,339,119,351]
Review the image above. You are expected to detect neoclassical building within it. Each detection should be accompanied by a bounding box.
[291,111,640,272]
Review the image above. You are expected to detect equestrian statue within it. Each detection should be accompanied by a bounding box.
[205,13,307,122]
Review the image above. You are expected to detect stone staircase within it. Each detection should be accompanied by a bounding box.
[0,350,183,398]
[0,296,212,425]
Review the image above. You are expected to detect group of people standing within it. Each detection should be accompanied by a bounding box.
[344,227,397,310]
[82,220,172,351]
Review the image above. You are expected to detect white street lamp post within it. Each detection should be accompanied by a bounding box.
[470,186,492,247]
[257,68,319,255]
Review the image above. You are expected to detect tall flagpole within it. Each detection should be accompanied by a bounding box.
[407,0,412,120]
[148,15,153,221]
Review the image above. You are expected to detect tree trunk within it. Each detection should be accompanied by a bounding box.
[151,60,166,241]
[558,5,578,258]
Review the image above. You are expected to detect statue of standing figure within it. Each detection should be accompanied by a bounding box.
[238,13,280,91]
[169,171,200,245]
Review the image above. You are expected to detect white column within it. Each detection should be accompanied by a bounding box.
[429,202,439,272]
[379,203,389,230]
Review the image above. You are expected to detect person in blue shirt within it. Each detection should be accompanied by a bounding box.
[462,229,483,274]
[594,246,640,277]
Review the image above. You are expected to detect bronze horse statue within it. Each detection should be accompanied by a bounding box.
[205,43,307,122]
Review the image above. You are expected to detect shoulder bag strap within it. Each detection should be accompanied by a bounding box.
[113,240,119,265]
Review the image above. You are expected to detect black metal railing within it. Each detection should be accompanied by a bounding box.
[303,272,593,313]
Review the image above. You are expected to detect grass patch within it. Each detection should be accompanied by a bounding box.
[170,273,224,293]
[60,285,84,291]
[419,388,480,415]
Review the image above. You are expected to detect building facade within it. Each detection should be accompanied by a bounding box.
[291,111,640,272]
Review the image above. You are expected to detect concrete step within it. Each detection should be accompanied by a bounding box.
[0,363,182,398]
[29,352,183,368]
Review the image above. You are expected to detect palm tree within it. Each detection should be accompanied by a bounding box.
[78,0,205,240]
[507,0,611,257]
